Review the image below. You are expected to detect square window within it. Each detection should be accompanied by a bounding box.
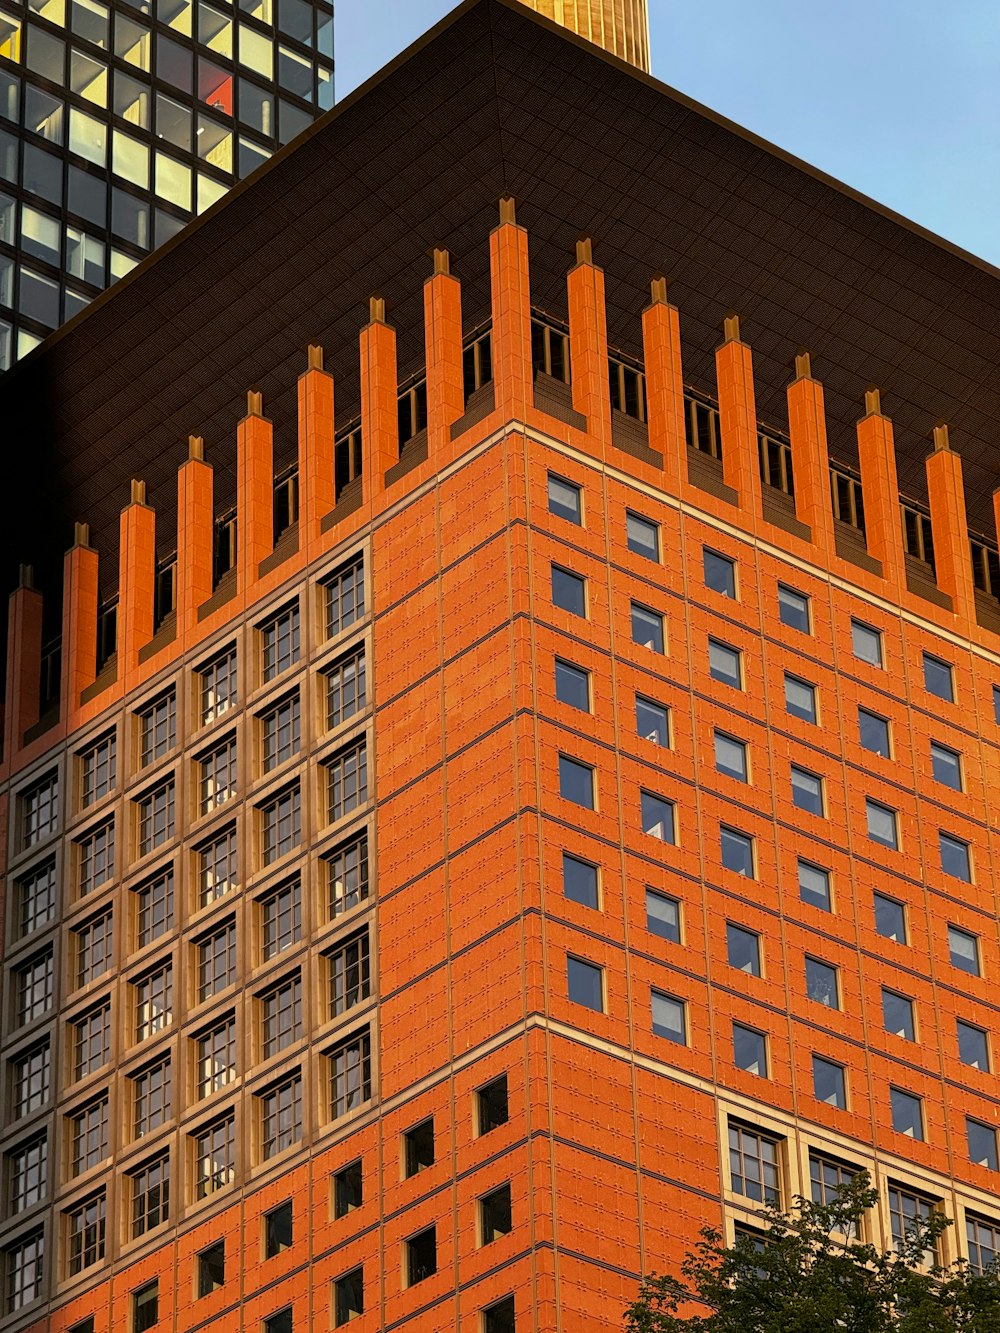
[636,696,669,746]
[714,731,747,782]
[865,798,898,850]
[930,741,962,790]
[558,755,594,809]
[777,584,810,632]
[550,565,586,617]
[651,990,685,1044]
[852,619,882,666]
[561,852,598,909]
[797,860,831,911]
[874,891,906,942]
[812,1056,846,1109]
[479,1182,512,1244]
[334,1160,362,1219]
[805,957,838,1007]
[708,638,742,688]
[720,826,754,877]
[732,1023,767,1076]
[790,765,823,815]
[968,1118,998,1171]
[957,1020,989,1071]
[882,988,915,1040]
[626,511,658,561]
[631,602,664,652]
[726,923,760,976]
[264,1201,292,1257]
[890,1087,923,1139]
[333,1267,363,1325]
[482,1296,515,1333]
[703,548,736,598]
[566,956,603,1012]
[405,1226,436,1286]
[948,924,980,975]
[940,832,971,882]
[476,1076,508,1135]
[858,708,890,756]
[403,1118,434,1177]
[554,659,589,711]
[923,652,954,702]
[784,674,817,723]
[641,791,674,843]
[645,888,680,942]
[547,473,581,524]
[197,1240,225,1296]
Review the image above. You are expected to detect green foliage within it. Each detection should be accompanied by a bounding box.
[624,1173,1000,1332]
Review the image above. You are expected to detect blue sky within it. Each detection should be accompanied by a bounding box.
[334,0,1000,268]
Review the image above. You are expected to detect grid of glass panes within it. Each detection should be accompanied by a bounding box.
[12,1042,49,1117]
[326,645,365,730]
[73,1000,110,1077]
[134,960,171,1038]
[888,1183,938,1263]
[67,1191,105,1273]
[327,738,366,823]
[260,601,299,681]
[261,782,299,863]
[77,816,114,894]
[69,1094,108,1172]
[199,733,236,811]
[261,691,299,769]
[130,1152,168,1236]
[728,1122,780,1203]
[15,857,55,934]
[135,866,173,945]
[7,1133,46,1211]
[194,1113,234,1197]
[138,690,175,765]
[3,1229,43,1311]
[327,832,368,917]
[132,1056,170,1134]
[329,1027,370,1120]
[73,907,112,985]
[15,949,52,1023]
[199,644,236,723]
[137,777,174,853]
[195,1012,235,1095]
[260,876,299,958]
[198,822,236,903]
[197,917,235,998]
[328,930,369,1017]
[0,0,333,367]
[325,556,364,638]
[79,729,115,804]
[19,770,58,846]
[258,1073,300,1158]
[260,972,300,1057]
[967,1213,1000,1274]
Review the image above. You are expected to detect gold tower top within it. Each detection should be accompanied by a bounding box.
[520,0,650,72]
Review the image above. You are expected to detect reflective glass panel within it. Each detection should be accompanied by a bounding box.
[71,0,108,47]
[69,107,107,165]
[71,47,108,104]
[115,70,150,126]
[21,204,60,264]
[19,266,59,325]
[25,86,65,143]
[113,128,149,186]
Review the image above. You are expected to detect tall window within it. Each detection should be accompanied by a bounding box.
[20,772,58,848]
[551,565,586,617]
[326,647,366,730]
[130,1154,169,1237]
[7,1135,47,1213]
[703,548,736,598]
[630,601,664,652]
[132,1058,171,1137]
[195,1015,237,1097]
[135,868,174,948]
[69,1096,109,1174]
[728,1122,780,1203]
[77,819,115,896]
[4,1230,44,1312]
[887,1183,937,1262]
[136,778,175,855]
[67,1192,106,1273]
[260,602,300,681]
[967,1214,1000,1275]
[329,1029,371,1120]
[73,1004,111,1079]
[198,825,238,905]
[261,693,300,770]
[138,690,176,766]
[626,511,659,561]
[134,962,172,1040]
[73,910,113,988]
[327,740,367,823]
[547,473,581,524]
[80,731,116,806]
[11,1045,49,1119]
[15,860,56,936]
[199,735,237,813]
[260,878,301,959]
[197,920,237,1000]
[328,931,371,1017]
[261,975,302,1059]
[326,833,368,917]
[15,951,53,1025]
[325,557,365,639]
[194,1115,235,1198]
[258,1075,301,1159]
[199,645,237,724]
[261,785,301,864]
[922,652,954,703]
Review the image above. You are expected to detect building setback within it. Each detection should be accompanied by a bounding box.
[3,1,1000,1330]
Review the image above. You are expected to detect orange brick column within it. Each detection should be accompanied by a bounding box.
[176,436,214,638]
[237,390,274,594]
[716,315,762,521]
[641,275,687,496]
[360,296,398,502]
[567,238,612,456]
[4,566,42,760]
[118,479,156,680]
[297,345,335,551]
[60,522,98,716]
[787,352,834,559]
[489,197,532,420]
[926,424,975,627]
[424,249,464,461]
[856,388,904,595]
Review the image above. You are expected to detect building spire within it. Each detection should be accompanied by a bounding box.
[519,0,650,72]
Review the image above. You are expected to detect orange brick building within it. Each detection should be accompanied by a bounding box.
[3,2,1000,1331]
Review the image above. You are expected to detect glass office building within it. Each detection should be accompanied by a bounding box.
[0,0,332,366]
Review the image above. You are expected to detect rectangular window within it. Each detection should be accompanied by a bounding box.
[805,956,838,1008]
[851,619,882,666]
[967,1214,1000,1275]
[326,649,366,731]
[554,659,590,711]
[334,1267,364,1325]
[15,951,53,1025]
[263,1310,292,1333]
[261,602,300,681]
[645,888,680,942]
[559,755,594,809]
[631,601,664,652]
[138,690,176,766]
[551,565,586,617]
[327,740,367,823]
[4,1230,44,1313]
[136,778,174,855]
[726,923,761,976]
[195,1014,236,1096]
[12,1045,49,1119]
[812,1055,847,1108]
[16,860,56,937]
[69,1095,108,1173]
[547,473,581,524]
[260,693,301,773]
[261,878,301,959]
[134,868,173,947]
[626,511,659,561]
[784,673,817,723]
[80,731,116,806]
[261,784,301,864]
[132,1057,170,1136]
[957,1019,989,1071]
[483,1296,516,1333]
[948,924,980,975]
[720,826,754,877]
[67,1191,106,1273]
[7,1135,47,1213]
[635,695,669,746]
[197,919,236,1000]
[403,1118,434,1177]
[73,1003,110,1078]
[261,974,301,1058]
[325,557,365,639]
[923,652,954,702]
[650,990,685,1044]
[708,638,741,687]
[714,731,748,782]
[326,833,368,918]
[865,798,898,850]
[790,765,823,815]
[809,1151,857,1215]
[882,988,915,1040]
[199,645,236,723]
[130,1156,169,1237]
[798,860,831,911]
[732,1022,767,1076]
[329,1028,372,1120]
[328,932,371,1017]
[728,1122,779,1203]
[405,1226,436,1286]
[21,771,59,847]
[259,1074,301,1159]
[77,819,115,896]
[874,891,906,942]
[194,1115,235,1198]
[197,1240,225,1297]
[777,584,810,632]
[703,548,736,598]
[133,962,172,1040]
[198,825,237,905]
[566,956,603,1012]
[930,740,962,790]
[73,910,113,987]
[199,735,237,813]
[940,831,972,882]
[476,1075,508,1136]
[858,707,890,757]
[889,1087,924,1139]
[479,1183,513,1245]
[641,791,675,843]
[562,852,598,909]
[888,1184,936,1258]
[334,1160,363,1219]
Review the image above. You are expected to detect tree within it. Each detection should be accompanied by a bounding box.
[624,1173,1000,1332]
